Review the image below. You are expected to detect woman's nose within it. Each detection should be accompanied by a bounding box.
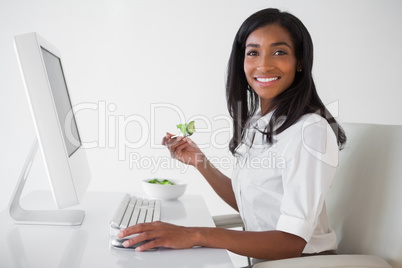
[257,55,273,72]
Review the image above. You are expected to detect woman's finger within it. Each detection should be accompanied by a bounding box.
[161,132,175,145]
[123,230,155,248]
[166,137,187,153]
[174,141,192,160]
[119,222,154,238]
[135,238,160,252]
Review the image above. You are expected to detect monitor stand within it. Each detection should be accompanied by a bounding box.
[8,138,85,226]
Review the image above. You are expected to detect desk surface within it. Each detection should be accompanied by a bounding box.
[0,191,234,268]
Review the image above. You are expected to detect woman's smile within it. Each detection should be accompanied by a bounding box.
[254,76,281,85]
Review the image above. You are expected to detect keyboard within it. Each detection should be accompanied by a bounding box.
[109,194,162,236]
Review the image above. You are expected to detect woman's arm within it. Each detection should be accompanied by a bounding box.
[194,154,238,211]
[162,133,238,211]
[197,227,306,260]
[119,222,306,260]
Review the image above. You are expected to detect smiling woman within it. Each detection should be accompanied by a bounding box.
[226,8,346,152]
[119,8,347,264]
[243,24,300,112]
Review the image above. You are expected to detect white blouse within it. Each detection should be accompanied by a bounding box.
[231,111,339,254]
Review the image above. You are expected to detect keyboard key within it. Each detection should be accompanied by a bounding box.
[137,207,147,224]
[129,198,142,227]
[145,207,154,223]
[120,196,137,229]
[153,200,161,221]
[110,194,130,228]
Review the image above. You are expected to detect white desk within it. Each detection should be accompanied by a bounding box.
[0,191,234,268]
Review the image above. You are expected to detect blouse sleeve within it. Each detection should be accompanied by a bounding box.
[276,114,339,242]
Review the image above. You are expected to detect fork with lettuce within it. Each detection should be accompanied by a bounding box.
[172,121,195,138]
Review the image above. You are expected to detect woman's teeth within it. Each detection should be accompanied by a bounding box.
[256,77,279,82]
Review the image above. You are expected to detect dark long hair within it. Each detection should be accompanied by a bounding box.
[226,8,346,155]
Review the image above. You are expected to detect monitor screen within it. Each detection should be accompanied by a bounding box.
[12,32,91,225]
[41,47,81,157]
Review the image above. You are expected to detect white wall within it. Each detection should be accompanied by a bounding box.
[1,0,401,216]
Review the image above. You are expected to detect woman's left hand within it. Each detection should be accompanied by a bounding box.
[118,221,200,251]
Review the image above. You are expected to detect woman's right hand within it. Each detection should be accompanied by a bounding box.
[162,132,205,168]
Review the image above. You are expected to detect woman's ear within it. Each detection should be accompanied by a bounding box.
[297,62,303,72]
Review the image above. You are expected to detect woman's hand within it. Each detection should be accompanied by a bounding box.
[162,132,205,168]
[162,133,238,211]
[118,222,306,260]
[118,221,200,251]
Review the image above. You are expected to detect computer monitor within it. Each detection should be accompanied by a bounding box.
[9,32,91,226]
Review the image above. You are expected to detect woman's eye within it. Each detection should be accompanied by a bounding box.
[274,50,287,56]
[246,50,258,56]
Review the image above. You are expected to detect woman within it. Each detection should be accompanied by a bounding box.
[118,8,346,262]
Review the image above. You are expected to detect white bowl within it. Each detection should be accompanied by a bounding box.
[142,179,187,200]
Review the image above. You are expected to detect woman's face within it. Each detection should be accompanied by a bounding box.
[244,23,300,113]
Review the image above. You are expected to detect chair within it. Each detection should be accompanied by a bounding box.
[214,123,402,267]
